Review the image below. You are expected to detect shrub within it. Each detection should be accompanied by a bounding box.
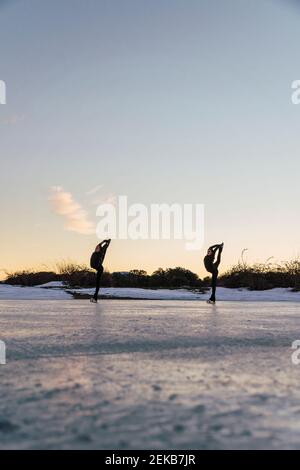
[5,255,300,291]
[219,255,300,291]
[4,270,58,286]
[56,261,112,288]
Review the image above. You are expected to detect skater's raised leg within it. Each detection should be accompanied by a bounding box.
[215,243,223,267]
[203,242,224,304]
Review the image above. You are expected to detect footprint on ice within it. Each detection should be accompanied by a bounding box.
[193,404,205,414]
[168,394,178,401]
[174,424,185,433]
[152,384,162,391]
[0,420,18,433]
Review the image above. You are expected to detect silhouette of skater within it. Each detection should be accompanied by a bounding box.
[204,243,224,304]
[90,239,111,303]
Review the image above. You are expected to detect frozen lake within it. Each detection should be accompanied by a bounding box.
[0,299,300,449]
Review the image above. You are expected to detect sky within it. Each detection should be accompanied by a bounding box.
[0,0,300,278]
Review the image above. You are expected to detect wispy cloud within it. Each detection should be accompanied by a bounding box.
[85,184,117,206]
[90,193,117,206]
[0,114,25,125]
[49,187,95,235]
[86,184,103,196]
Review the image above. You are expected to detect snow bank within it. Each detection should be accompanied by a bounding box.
[217,287,300,301]
[73,287,203,300]
[0,284,71,300]
[34,281,65,288]
[1,283,300,301]
[72,286,300,301]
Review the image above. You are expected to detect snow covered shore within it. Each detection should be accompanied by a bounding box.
[0,283,300,301]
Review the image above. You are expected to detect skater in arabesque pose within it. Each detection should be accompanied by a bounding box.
[90,239,111,303]
[203,243,224,304]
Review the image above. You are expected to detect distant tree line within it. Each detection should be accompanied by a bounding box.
[112,268,202,289]
[3,266,204,290]
[3,258,300,291]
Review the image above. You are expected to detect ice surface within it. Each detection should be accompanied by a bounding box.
[0,299,300,449]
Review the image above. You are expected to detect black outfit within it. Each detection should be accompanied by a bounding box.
[93,265,104,301]
[90,242,110,301]
[204,244,223,302]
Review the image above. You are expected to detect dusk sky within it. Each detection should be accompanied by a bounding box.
[1,0,300,278]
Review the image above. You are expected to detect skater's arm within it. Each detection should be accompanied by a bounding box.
[214,244,223,267]
[209,244,220,250]
[209,244,220,254]
[98,239,110,250]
